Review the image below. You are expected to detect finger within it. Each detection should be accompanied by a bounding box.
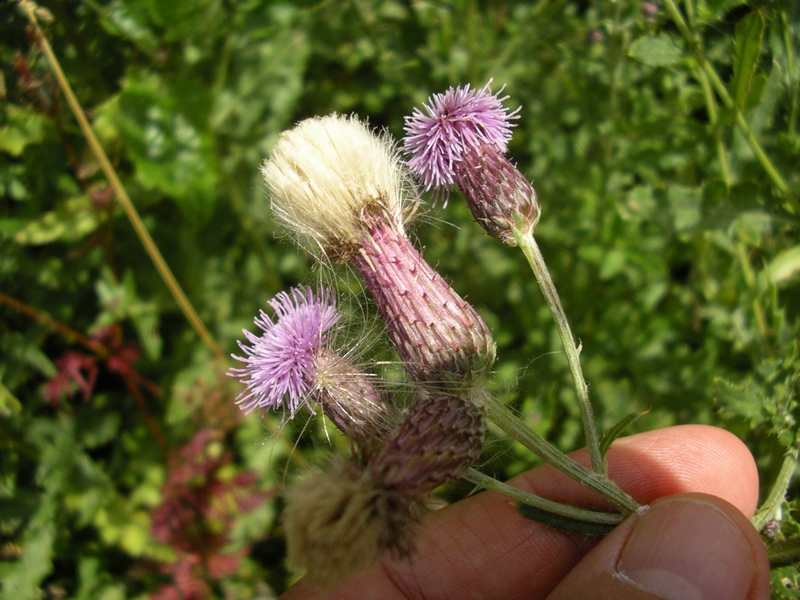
[280,425,759,599]
[547,494,771,600]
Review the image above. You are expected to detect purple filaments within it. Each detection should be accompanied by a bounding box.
[403,80,519,196]
[230,286,339,420]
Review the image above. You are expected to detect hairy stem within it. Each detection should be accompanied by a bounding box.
[488,397,639,514]
[513,228,605,474]
[752,448,798,532]
[463,468,624,526]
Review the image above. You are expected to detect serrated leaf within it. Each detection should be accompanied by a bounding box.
[730,12,765,111]
[516,503,618,536]
[600,409,651,457]
[713,376,766,424]
[629,34,682,67]
[12,196,102,246]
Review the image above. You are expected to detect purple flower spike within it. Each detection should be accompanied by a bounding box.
[230,286,339,420]
[403,79,519,198]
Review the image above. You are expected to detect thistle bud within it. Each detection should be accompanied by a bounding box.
[404,80,540,245]
[351,208,495,385]
[370,392,486,500]
[454,144,540,245]
[283,391,486,588]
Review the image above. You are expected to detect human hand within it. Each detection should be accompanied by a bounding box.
[280,424,770,600]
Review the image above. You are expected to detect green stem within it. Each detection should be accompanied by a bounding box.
[513,228,605,474]
[463,468,625,526]
[695,61,731,185]
[488,397,639,514]
[752,448,798,532]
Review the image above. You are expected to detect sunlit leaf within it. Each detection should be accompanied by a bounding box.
[629,34,682,67]
[12,196,101,245]
[0,105,48,156]
[761,245,800,288]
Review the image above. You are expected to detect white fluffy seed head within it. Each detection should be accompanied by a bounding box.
[262,114,416,260]
[283,460,413,588]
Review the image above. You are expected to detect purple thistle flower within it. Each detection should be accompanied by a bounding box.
[404,81,540,245]
[403,79,519,197]
[229,286,339,420]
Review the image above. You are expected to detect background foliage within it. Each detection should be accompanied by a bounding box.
[1,0,799,597]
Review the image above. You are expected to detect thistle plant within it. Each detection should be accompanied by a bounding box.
[243,115,504,586]
[238,107,644,587]
[231,287,489,587]
[405,81,604,475]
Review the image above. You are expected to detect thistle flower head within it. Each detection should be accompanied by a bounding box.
[229,286,339,420]
[262,114,414,260]
[403,79,519,197]
[283,460,413,589]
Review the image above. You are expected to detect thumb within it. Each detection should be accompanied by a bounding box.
[547,493,770,600]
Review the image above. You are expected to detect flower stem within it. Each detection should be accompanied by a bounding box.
[752,447,798,532]
[463,468,624,526]
[512,227,605,474]
[487,397,639,514]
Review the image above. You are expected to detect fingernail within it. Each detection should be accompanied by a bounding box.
[617,497,755,600]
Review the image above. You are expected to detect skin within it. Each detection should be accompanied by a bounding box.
[280,425,770,600]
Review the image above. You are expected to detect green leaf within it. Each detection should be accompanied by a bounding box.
[0,496,57,599]
[768,535,800,569]
[0,378,22,417]
[629,34,682,67]
[12,196,102,246]
[699,0,747,22]
[760,245,800,288]
[0,105,48,156]
[600,409,651,457]
[730,12,765,111]
[118,73,220,225]
[516,503,617,536]
[667,185,702,233]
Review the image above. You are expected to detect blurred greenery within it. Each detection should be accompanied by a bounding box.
[1,0,799,597]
